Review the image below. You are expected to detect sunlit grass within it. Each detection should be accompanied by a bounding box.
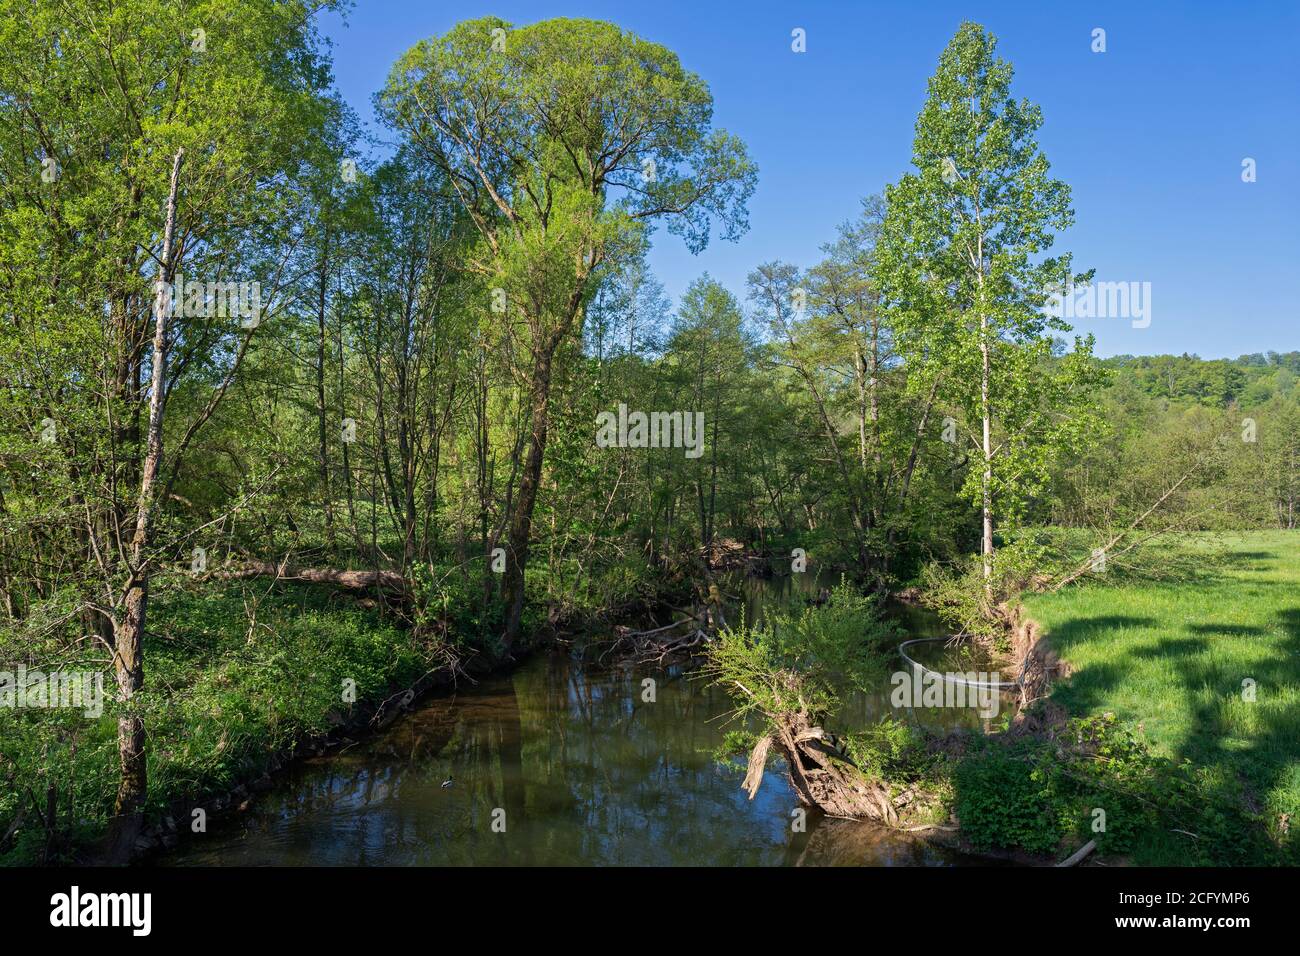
[1023,531,1300,828]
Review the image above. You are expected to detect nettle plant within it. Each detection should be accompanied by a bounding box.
[706,584,895,728]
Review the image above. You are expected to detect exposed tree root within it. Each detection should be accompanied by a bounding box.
[743,712,901,825]
[1004,603,1072,727]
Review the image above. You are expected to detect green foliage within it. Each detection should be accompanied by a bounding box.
[0,582,443,864]
[411,560,504,647]
[953,736,1076,855]
[0,5,1295,870]
[844,718,939,785]
[877,21,1107,571]
[1105,352,1300,407]
[379,17,756,258]
[917,543,1045,643]
[705,584,897,724]
[952,713,1284,864]
[1050,362,1300,534]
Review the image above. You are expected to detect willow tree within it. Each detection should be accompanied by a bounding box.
[877,22,1104,595]
[379,16,755,650]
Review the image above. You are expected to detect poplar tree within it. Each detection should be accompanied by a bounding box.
[877,22,1105,595]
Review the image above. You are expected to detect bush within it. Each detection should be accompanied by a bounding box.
[845,718,939,784]
[951,713,1281,863]
[705,583,898,724]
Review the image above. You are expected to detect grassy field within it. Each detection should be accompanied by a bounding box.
[1022,530,1300,858]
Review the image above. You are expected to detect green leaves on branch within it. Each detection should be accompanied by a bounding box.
[704,585,897,725]
[377,16,757,319]
[877,22,1108,545]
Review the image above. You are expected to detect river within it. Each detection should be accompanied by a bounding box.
[157,573,1013,866]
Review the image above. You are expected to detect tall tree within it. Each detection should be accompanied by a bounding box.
[877,22,1104,594]
[0,0,341,855]
[667,276,753,548]
[378,16,755,650]
[748,261,871,572]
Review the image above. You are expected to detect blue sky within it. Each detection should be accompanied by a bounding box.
[319,0,1299,359]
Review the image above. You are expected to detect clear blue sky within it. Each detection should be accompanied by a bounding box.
[319,0,1299,359]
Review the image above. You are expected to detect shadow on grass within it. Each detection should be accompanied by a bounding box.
[1043,608,1300,862]
[1037,615,1156,717]
[1279,606,1300,641]
[1187,622,1268,638]
[1163,609,1299,860]
[1096,545,1278,589]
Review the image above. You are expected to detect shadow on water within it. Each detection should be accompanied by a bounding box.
[156,574,1007,866]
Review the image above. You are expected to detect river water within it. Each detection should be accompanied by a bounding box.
[158,573,1013,866]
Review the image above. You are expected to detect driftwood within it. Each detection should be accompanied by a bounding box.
[603,586,729,664]
[699,538,766,571]
[741,732,773,798]
[214,562,412,600]
[604,617,711,664]
[1055,838,1097,867]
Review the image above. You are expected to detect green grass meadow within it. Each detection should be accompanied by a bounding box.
[1022,531,1300,857]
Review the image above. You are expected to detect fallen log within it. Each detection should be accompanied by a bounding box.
[213,562,412,600]
[1055,838,1097,867]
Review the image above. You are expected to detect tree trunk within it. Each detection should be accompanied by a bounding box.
[314,225,335,551]
[107,147,184,861]
[500,346,554,652]
[980,320,994,598]
[217,561,411,598]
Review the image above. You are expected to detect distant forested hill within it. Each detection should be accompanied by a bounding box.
[1044,351,1300,532]
[1101,352,1300,407]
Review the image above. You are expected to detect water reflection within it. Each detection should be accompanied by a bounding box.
[159,654,988,867]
